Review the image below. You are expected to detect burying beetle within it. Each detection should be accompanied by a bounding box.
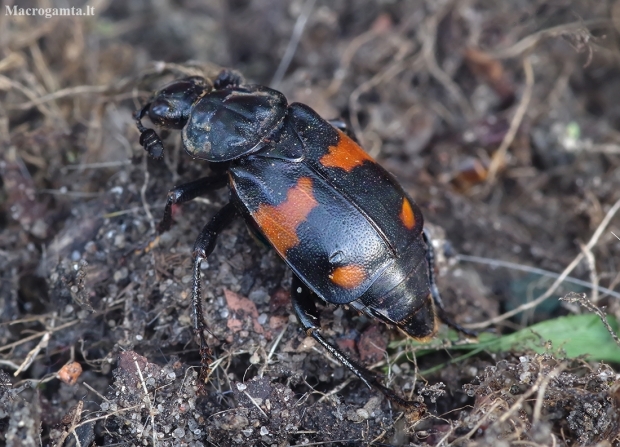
[135,69,474,408]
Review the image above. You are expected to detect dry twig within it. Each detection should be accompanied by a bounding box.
[467,197,620,329]
[560,292,620,348]
[486,55,534,185]
[488,19,609,60]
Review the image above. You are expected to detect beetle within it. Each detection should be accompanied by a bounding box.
[135,69,472,408]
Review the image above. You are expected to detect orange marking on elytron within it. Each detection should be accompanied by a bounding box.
[399,198,415,230]
[253,177,318,255]
[330,265,366,289]
[319,130,374,172]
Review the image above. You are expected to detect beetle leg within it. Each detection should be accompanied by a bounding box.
[423,229,478,337]
[135,105,165,159]
[191,202,238,382]
[328,119,348,133]
[158,175,228,233]
[291,276,423,410]
[328,119,360,144]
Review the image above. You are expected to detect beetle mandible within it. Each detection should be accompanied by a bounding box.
[135,69,471,408]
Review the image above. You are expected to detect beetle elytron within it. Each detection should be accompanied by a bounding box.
[135,69,471,408]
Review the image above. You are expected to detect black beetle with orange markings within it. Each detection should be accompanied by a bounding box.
[135,69,473,408]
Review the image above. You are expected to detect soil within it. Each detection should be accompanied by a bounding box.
[2,1,620,446]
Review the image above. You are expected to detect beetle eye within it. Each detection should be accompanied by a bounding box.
[150,99,171,116]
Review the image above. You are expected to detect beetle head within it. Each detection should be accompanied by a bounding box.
[135,76,209,158]
[182,85,288,162]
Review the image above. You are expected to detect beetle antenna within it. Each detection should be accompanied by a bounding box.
[135,104,165,159]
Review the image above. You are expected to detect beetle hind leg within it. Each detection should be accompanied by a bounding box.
[290,276,423,410]
[190,202,238,383]
[424,230,478,337]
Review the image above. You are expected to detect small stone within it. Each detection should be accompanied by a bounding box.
[346,409,363,422]
[58,361,83,385]
[114,234,126,248]
[356,409,369,420]
[113,267,128,282]
[172,427,185,438]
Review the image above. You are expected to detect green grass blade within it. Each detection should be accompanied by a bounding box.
[392,314,620,373]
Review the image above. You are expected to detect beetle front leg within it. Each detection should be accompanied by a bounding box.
[158,174,228,233]
[290,276,423,410]
[135,105,165,158]
[190,202,238,383]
